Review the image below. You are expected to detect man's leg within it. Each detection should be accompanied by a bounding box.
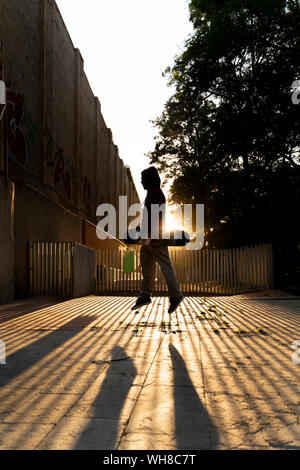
[154,246,182,301]
[140,245,157,299]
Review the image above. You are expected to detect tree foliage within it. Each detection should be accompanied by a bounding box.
[148,0,300,252]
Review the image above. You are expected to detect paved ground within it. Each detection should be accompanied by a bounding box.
[0,291,299,450]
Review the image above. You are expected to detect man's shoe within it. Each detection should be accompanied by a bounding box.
[168,295,184,314]
[131,297,151,311]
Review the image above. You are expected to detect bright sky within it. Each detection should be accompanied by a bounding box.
[55,0,193,202]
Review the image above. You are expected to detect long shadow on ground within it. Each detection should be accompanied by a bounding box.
[74,346,137,450]
[169,343,219,450]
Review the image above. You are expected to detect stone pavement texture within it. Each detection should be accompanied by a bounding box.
[0,291,299,450]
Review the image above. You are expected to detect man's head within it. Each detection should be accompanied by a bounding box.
[141,166,161,190]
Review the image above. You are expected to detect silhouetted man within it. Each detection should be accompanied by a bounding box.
[131,166,183,314]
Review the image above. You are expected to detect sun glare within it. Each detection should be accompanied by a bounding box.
[165,207,184,232]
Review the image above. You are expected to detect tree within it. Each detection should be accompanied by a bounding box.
[148,0,300,262]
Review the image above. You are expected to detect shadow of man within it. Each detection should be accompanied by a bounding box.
[169,343,219,450]
[74,346,137,450]
[0,314,99,389]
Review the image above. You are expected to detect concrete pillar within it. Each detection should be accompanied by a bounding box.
[74,48,84,207]
[0,36,14,303]
[120,160,125,196]
[0,177,14,303]
[130,182,134,208]
[0,39,5,174]
[100,125,110,205]
[98,115,107,204]
[114,145,119,206]
[119,158,124,196]
[107,129,115,205]
[125,166,130,214]
[95,97,101,210]
[44,0,56,189]
[40,0,47,184]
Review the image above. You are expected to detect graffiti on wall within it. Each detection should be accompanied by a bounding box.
[25,114,38,143]
[6,88,29,168]
[6,86,38,168]
[54,146,72,200]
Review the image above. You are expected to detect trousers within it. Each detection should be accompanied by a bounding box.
[140,244,182,301]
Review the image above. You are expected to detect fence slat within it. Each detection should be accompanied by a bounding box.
[183,249,186,294]
[209,250,212,294]
[110,249,113,292]
[65,242,70,295]
[191,249,195,294]
[174,249,178,293]
[195,250,199,294]
[268,244,272,288]
[230,249,233,294]
[220,249,224,294]
[111,249,115,292]
[227,249,230,295]
[233,248,237,294]
[201,249,203,293]
[224,250,227,295]
[258,244,263,290]
[241,247,245,292]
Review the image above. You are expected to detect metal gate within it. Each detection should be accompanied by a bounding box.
[28,241,95,297]
[96,243,273,295]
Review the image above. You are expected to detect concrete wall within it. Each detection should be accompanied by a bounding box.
[0,0,140,300]
[0,0,141,212]
[13,179,82,298]
[1,0,41,182]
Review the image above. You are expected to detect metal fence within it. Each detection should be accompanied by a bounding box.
[28,242,273,297]
[28,241,96,297]
[96,243,273,295]
[29,242,74,296]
